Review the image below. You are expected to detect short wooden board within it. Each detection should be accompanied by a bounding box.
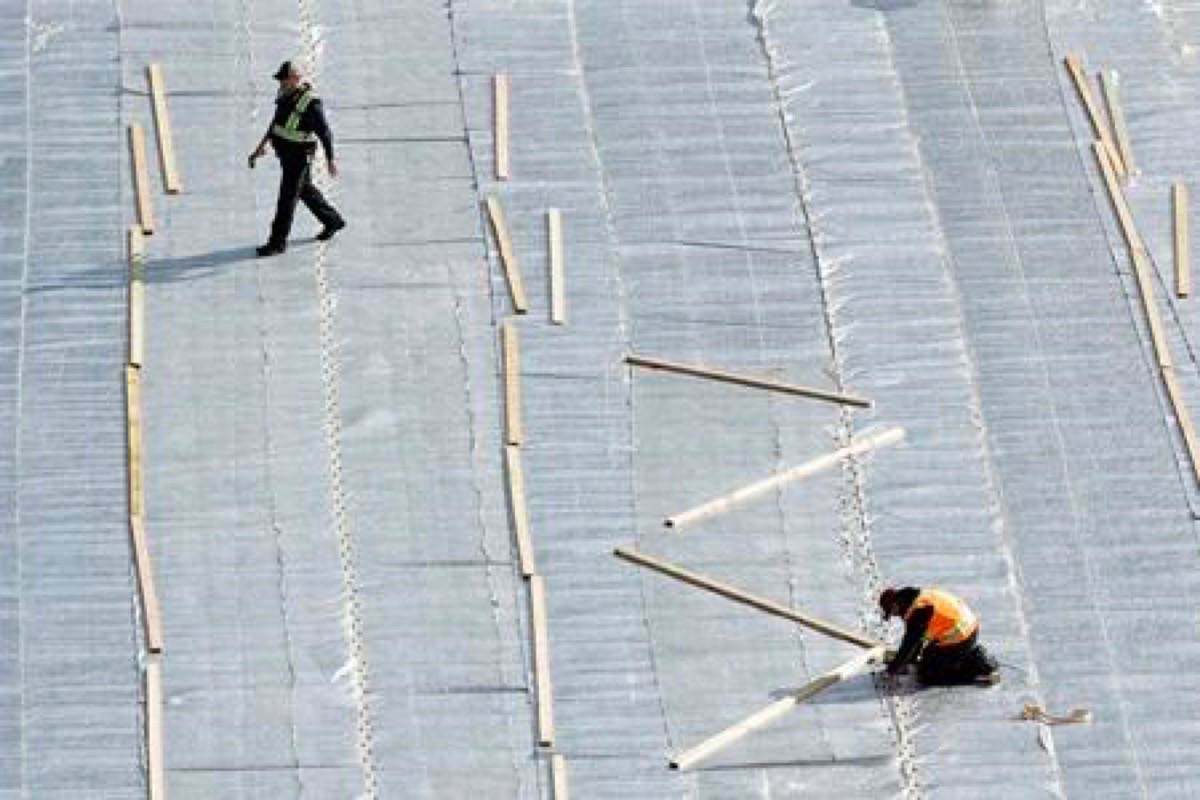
[128,123,156,234]
[502,321,523,446]
[486,197,528,313]
[494,74,510,180]
[130,515,164,654]
[126,365,144,518]
[548,209,565,325]
[504,445,536,578]
[145,659,166,800]
[147,64,182,193]
[530,576,555,748]
[1176,182,1190,299]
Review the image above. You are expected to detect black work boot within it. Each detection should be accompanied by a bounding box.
[316,219,346,241]
[256,241,287,257]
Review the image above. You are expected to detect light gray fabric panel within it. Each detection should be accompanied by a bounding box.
[1,2,143,797]
[122,1,362,797]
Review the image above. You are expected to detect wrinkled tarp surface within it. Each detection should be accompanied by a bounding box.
[3,0,1200,797]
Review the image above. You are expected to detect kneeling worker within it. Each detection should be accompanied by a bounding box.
[879,586,999,686]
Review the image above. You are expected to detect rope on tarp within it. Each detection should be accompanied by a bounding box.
[1020,704,1093,726]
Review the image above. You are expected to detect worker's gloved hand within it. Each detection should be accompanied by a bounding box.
[248,154,258,169]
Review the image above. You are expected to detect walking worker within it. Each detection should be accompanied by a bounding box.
[879,586,999,686]
[249,60,346,257]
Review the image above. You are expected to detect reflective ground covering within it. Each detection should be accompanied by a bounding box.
[3,0,1200,797]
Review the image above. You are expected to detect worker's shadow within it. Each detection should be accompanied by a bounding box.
[141,245,257,283]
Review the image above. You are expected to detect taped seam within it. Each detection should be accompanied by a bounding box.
[444,1,540,791]
[237,0,304,791]
[908,1,1073,793]
[566,0,676,769]
[295,1,379,796]
[15,5,32,797]
[748,1,924,795]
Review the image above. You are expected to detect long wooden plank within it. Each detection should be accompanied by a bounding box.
[494,74,510,180]
[126,365,144,518]
[669,646,886,771]
[1066,55,1124,176]
[502,321,523,446]
[1093,142,1172,368]
[145,658,166,800]
[550,753,569,800]
[548,209,566,325]
[128,225,146,367]
[128,123,156,234]
[530,576,555,748]
[614,547,882,650]
[147,64,182,194]
[1162,368,1200,486]
[1176,182,1190,299]
[1100,69,1136,177]
[665,427,904,529]
[1093,144,1200,484]
[626,354,871,408]
[486,196,528,313]
[504,445,536,578]
[131,515,164,654]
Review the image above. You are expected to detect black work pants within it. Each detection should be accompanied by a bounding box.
[916,631,997,686]
[269,150,342,246]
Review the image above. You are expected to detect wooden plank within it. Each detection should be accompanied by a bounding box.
[1100,69,1136,177]
[1092,141,1141,253]
[1094,142,1172,367]
[126,365,144,518]
[665,427,904,529]
[485,197,528,313]
[1065,55,1124,176]
[131,515,164,654]
[613,547,883,650]
[1176,182,1190,298]
[129,279,144,368]
[548,209,566,325]
[504,445,537,578]
[494,74,510,180]
[127,224,146,265]
[128,226,146,367]
[145,658,166,800]
[147,64,182,194]
[530,576,555,748]
[128,123,155,234]
[626,354,871,408]
[1093,144,1200,485]
[669,647,886,771]
[1163,368,1200,487]
[550,753,569,800]
[502,321,523,446]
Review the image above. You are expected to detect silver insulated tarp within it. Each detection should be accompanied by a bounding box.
[2,0,1200,797]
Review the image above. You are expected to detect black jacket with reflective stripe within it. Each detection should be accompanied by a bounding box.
[269,84,334,160]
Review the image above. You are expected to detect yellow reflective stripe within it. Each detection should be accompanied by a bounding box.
[272,91,318,143]
[284,90,314,132]
[271,124,317,143]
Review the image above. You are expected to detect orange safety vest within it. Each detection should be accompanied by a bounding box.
[906,588,979,647]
